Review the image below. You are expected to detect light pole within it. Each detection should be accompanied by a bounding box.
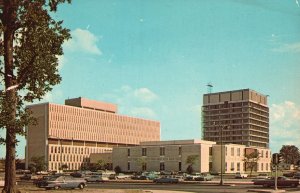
[219,124,228,186]
[214,121,229,186]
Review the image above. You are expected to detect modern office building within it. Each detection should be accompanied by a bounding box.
[202,89,269,148]
[25,97,160,171]
[111,139,271,174]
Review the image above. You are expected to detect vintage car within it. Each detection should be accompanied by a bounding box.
[153,176,179,184]
[235,172,248,179]
[43,175,86,190]
[85,175,108,182]
[253,176,299,187]
[194,173,214,181]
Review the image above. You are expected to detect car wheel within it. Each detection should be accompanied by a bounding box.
[54,186,60,190]
[78,183,85,189]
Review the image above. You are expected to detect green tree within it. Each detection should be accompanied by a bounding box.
[29,156,47,173]
[185,155,198,174]
[279,145,300,164]
[0,1,70,192]
[243,151,260,177]
[96,159,107,170]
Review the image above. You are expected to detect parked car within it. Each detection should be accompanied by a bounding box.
[194,173,214,181]
[153,176,179,184]
[185,173,202,181]
[253,176,299,188]
[43,175,86,190]
[283,172,296,178]
[20,174,32,180]
[235,172,248,179]
[131,175,149,180]
[85,175,108,182]
[115,173,131,180]
[256,173,270,179]
[294,173,300,179]
[33,176,52,188]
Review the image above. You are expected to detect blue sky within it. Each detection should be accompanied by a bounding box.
[1,0,300,158]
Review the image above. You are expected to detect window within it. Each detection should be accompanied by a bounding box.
[231,162,234,171]
[266,151,268,158]
[127,162,130,170]
[179,147,182,155]
[231,147,234,156]
[160,147,165,156]
[142,163,147,171]
[160,162,165,171]
[225,162,227,171]
[142,148,147,156]
[127,149,130,156]
[237,148,240,156]
[225,147,227,156]
[266,163,268,170]
[237,163,240,171]
[179,162,182,171]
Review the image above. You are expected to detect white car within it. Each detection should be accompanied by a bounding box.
[85,175,109,182]
[256,173,270,179]
[115,173,131,179]
[235,172,248,178]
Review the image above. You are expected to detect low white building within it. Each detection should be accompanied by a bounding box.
[109,139,271,174]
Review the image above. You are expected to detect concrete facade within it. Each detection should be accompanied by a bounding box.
[202,89,269,148]
[25,97,160,171]
[112,140,271,174]
[112,140,216,173]
[212,144,271,174]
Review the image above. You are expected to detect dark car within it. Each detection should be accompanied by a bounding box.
[43,175,86,190]
[253,176,299,188]
[153,176,179,184]
[20,174,32,180]
[33,176,52,187]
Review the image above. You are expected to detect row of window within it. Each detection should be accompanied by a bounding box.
[50,145,109,155]
[128,147,183,157]
[127,161,182,171]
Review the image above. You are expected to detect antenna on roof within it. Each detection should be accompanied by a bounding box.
[207,82,213,94]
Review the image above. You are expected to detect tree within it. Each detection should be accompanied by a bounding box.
[279,145,300,165]
[0,1,70,192]
[114,166,122,174]
[96,159,107,170]
[29,156,47,173]
[243,151,260,177]
[185,155,198,174]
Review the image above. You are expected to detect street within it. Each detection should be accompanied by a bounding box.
[15,179,300,193]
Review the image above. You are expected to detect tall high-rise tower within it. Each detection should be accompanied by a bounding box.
[202,89,269,148]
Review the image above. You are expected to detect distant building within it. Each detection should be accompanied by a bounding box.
[111,139,271,174]
[202,89,269,148]
[113,139,215,173]
[25,97,160,171]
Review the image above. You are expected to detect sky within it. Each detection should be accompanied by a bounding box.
[1,0,300,159]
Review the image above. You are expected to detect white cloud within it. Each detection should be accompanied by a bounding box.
[134,88,158,102]
[64,28,102,55]
[129,107,156,119]
[272,42,300,53]
[270,101,300,151]
[57,55,67,70]
[100,86,159,120]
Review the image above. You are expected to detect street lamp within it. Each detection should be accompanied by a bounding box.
[219,124,229,186]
